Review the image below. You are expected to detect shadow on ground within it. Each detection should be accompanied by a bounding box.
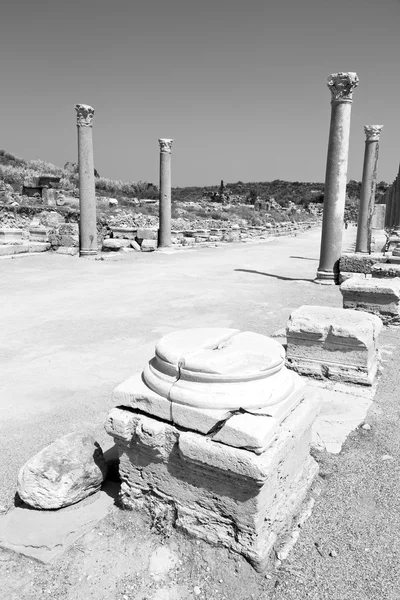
[235,268,315,283]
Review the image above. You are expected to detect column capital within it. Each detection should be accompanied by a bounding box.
[327,72,359,103]
[158,139,173,153]
[75,104,95,127]
[364,125,383,142]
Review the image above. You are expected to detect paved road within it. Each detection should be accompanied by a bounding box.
[2,225,400,599]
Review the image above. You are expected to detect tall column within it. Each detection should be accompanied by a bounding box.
[388,181,396,229]
[355,125,383,253]
[76,104,97,256]
[158,138,173,248]
[392,166,400,233]
[316,72,359,284]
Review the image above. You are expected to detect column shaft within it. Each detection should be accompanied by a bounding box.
[76,104,97,256]
[158,139,173,248]
[355,126,382,253]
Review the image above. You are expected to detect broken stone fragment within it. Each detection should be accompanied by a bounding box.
[17,432,107,509]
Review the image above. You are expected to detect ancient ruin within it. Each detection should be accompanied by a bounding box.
[105,328,321,571]
[355,125,383,253]
[316,72,359,284]
[76,103,98,256]
[158,138,173,248]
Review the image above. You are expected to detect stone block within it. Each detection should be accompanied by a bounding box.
[110,227,137,240]
[339,253,388,274]
[136,228,158,241]
[340,277,400,324]
[130,240,141,252]
[141,239,157,251]
[0,228,23,245]
[29,227,49,242]
[102,238,131,251]
[286,305,382,385]
[182,237,196,246]
[17,432,107,509]
[371,263,400,278]
[106,328,321,571]
[56,247,79,256]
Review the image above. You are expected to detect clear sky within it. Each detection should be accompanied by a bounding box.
[1,0,399,187]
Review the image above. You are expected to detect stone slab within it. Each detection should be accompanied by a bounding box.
[339,253,388,274]
[0,242,50,257]
[286,305,382,385]
[110,227,137,240]
[0,483,117,563]
[340,277,400,323]
[309,382,375,454]
[136,229,158,241]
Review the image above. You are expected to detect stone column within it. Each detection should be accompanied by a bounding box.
[392,167,400,234]
[316,72,359,284]
[355,125,383,253]
[76,104,97,256]
[388,181,396,229]
[158,139,173,248]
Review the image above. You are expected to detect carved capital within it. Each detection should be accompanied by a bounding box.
[364,125,383,142]
[158,138,173,153]
[75,104,95,127]
[327,72,359,103]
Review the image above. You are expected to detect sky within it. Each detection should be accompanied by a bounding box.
[1,0,399,187]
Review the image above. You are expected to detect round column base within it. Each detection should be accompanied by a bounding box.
[80,249,98,257]
[314,269,337,285]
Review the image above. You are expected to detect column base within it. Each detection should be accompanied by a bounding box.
[79,249,98,257]
[314,269,337,285]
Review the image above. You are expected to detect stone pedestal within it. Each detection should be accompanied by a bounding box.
[158,138,173,248]
[316,72,359,284]
[355,125,383,253]
[76,104,97,256]
[105,328,321,571]
[341,278,400,324]
[286,305,382,385]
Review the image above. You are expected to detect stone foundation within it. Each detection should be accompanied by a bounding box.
[105,328,321,571]
[341,277,400,324]
[286,305,382,385]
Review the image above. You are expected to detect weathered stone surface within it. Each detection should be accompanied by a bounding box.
[340,277,400,323]
[56,246,79,256]
[141,239,157,251]
[136,228,157,241]
[17,432,107,509]
[29,227,48,242]
[0,228,23,245]
[339,253,388,274]
[111,226,137,240]
[371,263,400,278]
[102,238,131,251]
[286,305,382,385]
[338,272,367,284]
[110,390,320,571]
[130,240,141,251]
[106,328,321,570]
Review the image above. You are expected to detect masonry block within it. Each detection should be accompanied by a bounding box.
[340,277,400,324]
[286,305,382,385]
[339,253,388,274]
[0,228,23,245]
